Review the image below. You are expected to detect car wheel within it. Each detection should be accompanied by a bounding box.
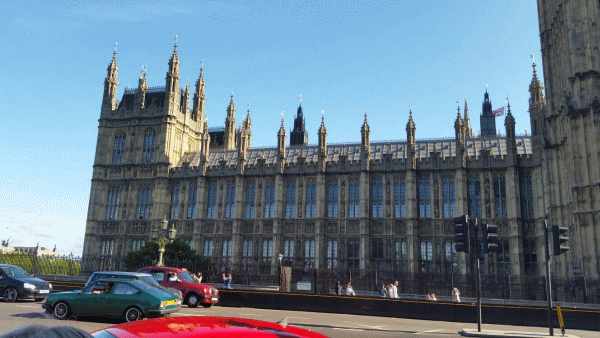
[3,287,18,303]
[186,293,199,308]
[124,306,143,322]
[201,303,212,308]
[53,301,71,320]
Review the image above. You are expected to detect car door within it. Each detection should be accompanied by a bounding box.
[103,282,141,317]
[70,282,110,316]
[148,269,168,287]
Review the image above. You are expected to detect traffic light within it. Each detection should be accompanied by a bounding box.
[453,215,470,253]
[482,223,500,253]
[552,225,569,256]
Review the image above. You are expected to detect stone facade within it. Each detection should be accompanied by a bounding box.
[82,2,600,278]
[535,0,600,278]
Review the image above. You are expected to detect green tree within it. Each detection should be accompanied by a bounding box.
[123,238,209,271]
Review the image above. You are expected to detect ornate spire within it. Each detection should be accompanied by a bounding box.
[278,111,286,156]
[361,107,370,152]
[406,103,416,148]
[103,43,119,111]
[318,109,327,154]
[463,96,473,138]
[529,53,544,107]
[244,103,252,130]
[224,92,236,150]
[290,99,307,146]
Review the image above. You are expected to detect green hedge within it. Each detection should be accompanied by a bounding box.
[0,252,81,276]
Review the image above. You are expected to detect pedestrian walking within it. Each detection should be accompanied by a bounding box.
[335,281,342,295]
[391,281,399,298]
[346,282,356,296]
[452,287,461,302]
[379,284,387,297]
[196,272,203,283]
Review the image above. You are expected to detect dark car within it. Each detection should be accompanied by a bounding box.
[0,264,53,302]
[90,316,328,337]
[42,278,181,322]
[138,267,218,308]
[85,271,182,298]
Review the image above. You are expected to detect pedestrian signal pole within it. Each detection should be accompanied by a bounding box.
[544,220,554,336]
[473,218,482,333]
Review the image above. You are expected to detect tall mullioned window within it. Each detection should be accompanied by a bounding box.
[304,239,315,268]
[347,239,360,268]
[203,239,214,257]
[418,177,431,218]
[524,239,537,276]
[141,129,156,163]
[420,240,433,273]
[305,179,316,218]
[264,181,275,218]
[136,185,151,220]
[262,239,273,265]
[445,242,457,274]
[187,183,197,219]
[443,177,455,218]
[494,175,507,218]
[394,178,406,218]
[327,239,338,268]
[349,179,360,218]
[499,241,510,276]
[371,178,383,218]
[105,186,120,220]
[395,240,407,271]
[520,174,534,219]
[371,239,384,268]
[283,239,294,266]
[169,183,180,219]
[468,176,482,218]
[131,240,145,251]
[285,181,296,219]
[225,182,235,219]
[242,239,253,268]
[112,132,126,164]
[101,240,115,256]
[222,238,233,267]
[245,182,255,219]
[327,180,338,218]
[206,183,217,219]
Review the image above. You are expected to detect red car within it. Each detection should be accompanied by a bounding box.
[90,316,328,338]
[137,267,218,308]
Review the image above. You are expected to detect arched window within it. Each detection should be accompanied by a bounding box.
[327,240,338,268]
[105,186,120,220]
[142,129,156,163]
[245,182,255,219]
[371,178,383,218]
[285,181,296,219]
[327,180,338,218]
[264,181,275,218]
[305,180,316,218]
[494,175,507,218]
[418,177,431,218]
[225,182,235,218]
[135,185,151,220]
[394,178,406,218]
[349,179,360,218]
[112,132,126,164]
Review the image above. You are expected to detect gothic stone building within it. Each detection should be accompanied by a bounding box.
[83,1,600,279]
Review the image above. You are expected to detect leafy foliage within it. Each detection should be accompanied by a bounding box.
[123,238,209,271]
[0,253,81,276]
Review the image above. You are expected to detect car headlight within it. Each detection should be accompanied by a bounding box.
[48,283,52,289]
[24,283,36,289]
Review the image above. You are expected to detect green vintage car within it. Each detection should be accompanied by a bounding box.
[42,278,181,322]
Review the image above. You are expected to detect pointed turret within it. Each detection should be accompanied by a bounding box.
[192,66,206,122]
[181,81,190,114]
[224,93,236,150]
[318,110,327,154]
[290,99,308,146]
[165,40,181,113]
[528,57,545,137]
[505,100,516,140]
[361,110,370,152]
[102,44,119,112]
[454,100,465,146]
[278,114,286,155]
[406,108,416,149]
[243,104,252,147]
[134,66,148,109]
[463,97,474,138]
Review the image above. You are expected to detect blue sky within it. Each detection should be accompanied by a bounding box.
[0,1,542,256]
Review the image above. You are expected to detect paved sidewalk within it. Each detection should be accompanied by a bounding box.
[461,328,579,338]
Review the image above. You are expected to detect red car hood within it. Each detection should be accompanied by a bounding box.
[91,316,328,338]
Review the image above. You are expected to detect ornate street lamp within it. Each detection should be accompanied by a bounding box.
[278,254,283,292]
[154,216,177,267]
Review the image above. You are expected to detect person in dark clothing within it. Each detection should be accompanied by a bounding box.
[379,284,387,297]
[335,281,342,295]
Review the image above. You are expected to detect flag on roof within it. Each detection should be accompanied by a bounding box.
[492,106,504,117]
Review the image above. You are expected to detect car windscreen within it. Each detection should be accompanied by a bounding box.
[1,266,33,278]
[179,271,195,283]
[130,280,171,297]
[139,275,160,286]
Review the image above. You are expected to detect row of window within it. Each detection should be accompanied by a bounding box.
[106,174,535,221]
[112,129,156,164]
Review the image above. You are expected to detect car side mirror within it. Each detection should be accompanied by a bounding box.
[78,290,84,295]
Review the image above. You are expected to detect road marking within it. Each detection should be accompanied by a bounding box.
[342,321,389,330]
[415,329,442,335]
